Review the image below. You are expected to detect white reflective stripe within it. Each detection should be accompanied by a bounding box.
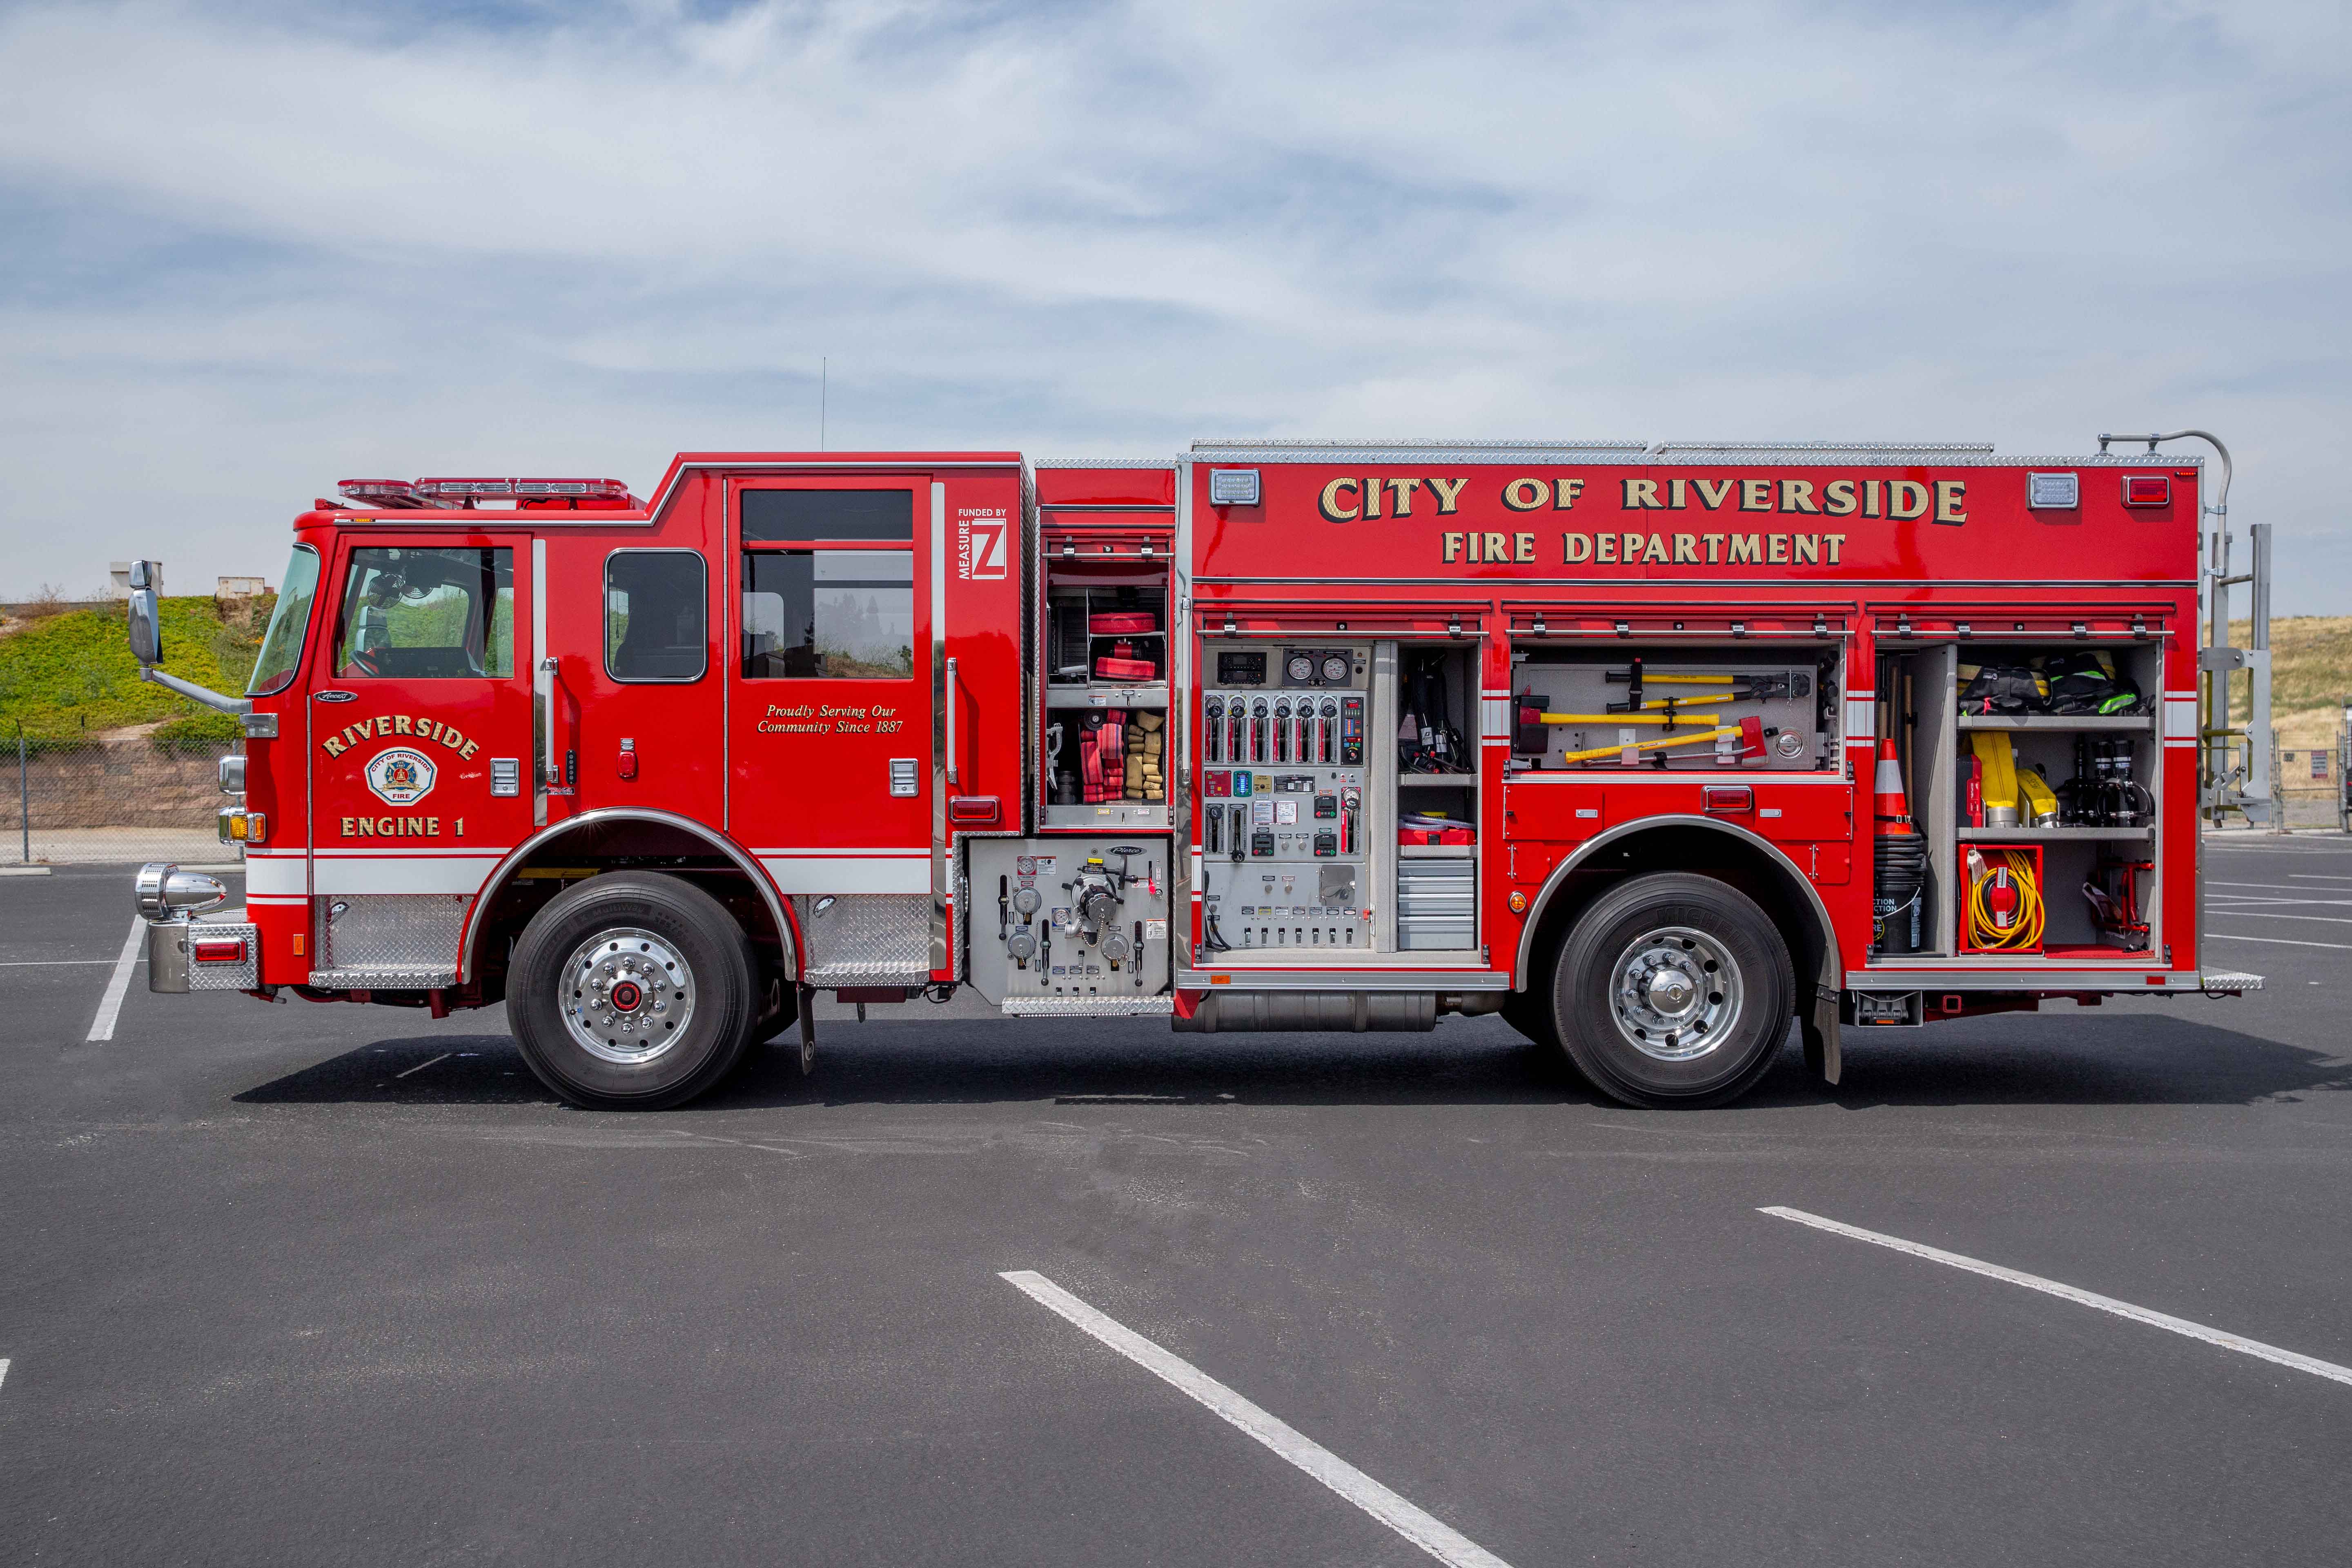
[245,855,307,898]
[311,856,498,895]
[2164,695,2198,741]
[1843,698,1875,738]
[1479,696,1509,738]
[759,855,930,894]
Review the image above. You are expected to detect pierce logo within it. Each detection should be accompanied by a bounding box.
[365,746,437,806]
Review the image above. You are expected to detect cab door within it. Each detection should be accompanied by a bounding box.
[727,478,935,910]
[306,536,535,979]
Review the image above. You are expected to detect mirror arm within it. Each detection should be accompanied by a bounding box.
[138,666,252,715]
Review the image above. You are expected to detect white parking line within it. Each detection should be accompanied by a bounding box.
[999,1270,1512,1568]
[2207,911,2352,926]
[2205,931,2352,951]
[1761,1207,2352,1389]
[85,917,146,1042]
[394,1053,453,1079]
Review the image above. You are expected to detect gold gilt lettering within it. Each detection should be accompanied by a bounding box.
[1427,476,1468,514]
[1864,480,1883,517]
[1622,532,1645,561]
[1824,479,1858,515]
[1768,534,1791,563]
[1642,533,1669,564]
[1553,478,1586,510]
[1694,479,1735,510]
[1889,480,1929,519]
[1795,534,1820,564]
[1780,480,1820,513]
[1564,532,1593,562]
[1385,477,1420,516]
[1668,479,1688,510]
[1620,479,1662,509]
[323,736,348,758]
[1703,532,1726,562]
[1318,477,1360,521]
[1674,534,1699,563]
[1740,479,1773,512]
[1484,532,1509,561]
[1935,479,1967,524]
[1514,532,1535,562]
[1597,533,1620,564]
[1730,535,1762,563]
[1363,477,1383,519]
[392,715,413,735]
[1443,532,1465,561]
[1504,478,1549,511]
[1824,534,1847,563]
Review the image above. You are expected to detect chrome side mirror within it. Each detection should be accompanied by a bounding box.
[126,560,163,665]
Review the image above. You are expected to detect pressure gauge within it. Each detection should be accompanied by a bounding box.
[1286,654,1314,684]
[1321,654,1350,683]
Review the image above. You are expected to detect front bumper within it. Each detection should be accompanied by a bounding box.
[147,910,260,993]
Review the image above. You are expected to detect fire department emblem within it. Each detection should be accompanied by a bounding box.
[365,746,437,806]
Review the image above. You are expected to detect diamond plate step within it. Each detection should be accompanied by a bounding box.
[1002,995,1175,1018]
[2198,970,2264,992]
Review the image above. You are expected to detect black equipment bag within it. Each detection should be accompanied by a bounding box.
[1959,663,2049,715]
[2044,650,2145,716]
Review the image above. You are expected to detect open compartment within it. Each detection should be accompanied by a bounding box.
[1039,527,1172,831]
[1508,646,1842,773]
[1874,633,2164,963]
[1390,640,1481,953]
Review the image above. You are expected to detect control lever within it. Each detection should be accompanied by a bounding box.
[1339,786,1359,855]
[1319,699,1337,764]
[1250,698,1268,765]
[1229,803,1247,862]
[1273,698,1292,762]
[1204,696,1225,762]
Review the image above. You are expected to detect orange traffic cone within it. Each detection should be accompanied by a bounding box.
[1873,736,1913,833]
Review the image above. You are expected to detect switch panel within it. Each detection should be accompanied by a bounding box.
[1199,641,1371,955]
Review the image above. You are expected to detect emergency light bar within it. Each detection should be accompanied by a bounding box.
[415,477,634,500]
[336,479,452,509]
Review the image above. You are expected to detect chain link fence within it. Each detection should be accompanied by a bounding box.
[10,729,240,865]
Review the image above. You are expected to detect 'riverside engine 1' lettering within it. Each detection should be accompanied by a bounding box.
[320,713,481,760]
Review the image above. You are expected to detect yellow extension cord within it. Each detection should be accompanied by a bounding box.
[1966,847,2047,951]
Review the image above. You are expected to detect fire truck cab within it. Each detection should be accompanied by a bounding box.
[128,441,2259,1109]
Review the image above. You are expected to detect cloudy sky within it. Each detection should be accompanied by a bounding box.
[1,0,2346,609]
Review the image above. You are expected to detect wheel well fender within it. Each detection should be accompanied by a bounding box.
[1513,816,1842,1068]
[459,809,799,987]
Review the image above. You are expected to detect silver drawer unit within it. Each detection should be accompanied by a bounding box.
[1396,861,1476,952]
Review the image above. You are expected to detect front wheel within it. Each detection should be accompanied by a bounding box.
[1551,872,1793,1109]
[509,873,760,1110]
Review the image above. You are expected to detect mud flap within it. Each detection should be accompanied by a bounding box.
[1800,985,1842,1085]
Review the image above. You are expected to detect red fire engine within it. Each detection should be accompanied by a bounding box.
[124,440,2260,1109]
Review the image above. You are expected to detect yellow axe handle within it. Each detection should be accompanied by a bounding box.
[1538,712,1721,726]
[1555,726,1738,764]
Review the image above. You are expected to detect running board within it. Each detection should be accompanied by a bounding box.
[1002,996,1175,1018]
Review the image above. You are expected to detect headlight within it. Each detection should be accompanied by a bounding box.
[135,862,229,922]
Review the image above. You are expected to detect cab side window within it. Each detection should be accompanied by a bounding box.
[335,547,514,679]
[605,551,707,682]
[739,489,915,681]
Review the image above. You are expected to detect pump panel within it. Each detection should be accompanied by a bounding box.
[967,836,1172,1008]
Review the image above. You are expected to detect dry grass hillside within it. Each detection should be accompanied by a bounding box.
[2229,616,2352,746]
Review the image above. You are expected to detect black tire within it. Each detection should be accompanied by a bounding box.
[1550,872,1793,1109]
[509,872,759,1110]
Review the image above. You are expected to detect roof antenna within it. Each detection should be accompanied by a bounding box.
[820,357,827,451]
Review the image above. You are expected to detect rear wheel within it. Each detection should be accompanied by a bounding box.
[509,872,759,1110]
[1550,872,1793,1109]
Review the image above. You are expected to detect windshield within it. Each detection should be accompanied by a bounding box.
[245,543,320,697]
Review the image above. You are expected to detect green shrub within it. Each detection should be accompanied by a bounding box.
[0,597,253,739]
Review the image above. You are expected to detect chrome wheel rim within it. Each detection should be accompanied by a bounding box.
[561,927,696,1065]
[1610,925,1742,1062]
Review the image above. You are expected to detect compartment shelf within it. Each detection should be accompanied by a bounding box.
[1046,684,1168,708]
[1398,774,1478,786]
[1958,826,2152,842]
[1956,714,2155,731]
[1399,843,1475,858]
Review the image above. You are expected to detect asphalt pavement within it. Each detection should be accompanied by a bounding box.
[3,839,2350,1566]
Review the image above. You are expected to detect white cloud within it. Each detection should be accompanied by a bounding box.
[0,0,2345,608]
